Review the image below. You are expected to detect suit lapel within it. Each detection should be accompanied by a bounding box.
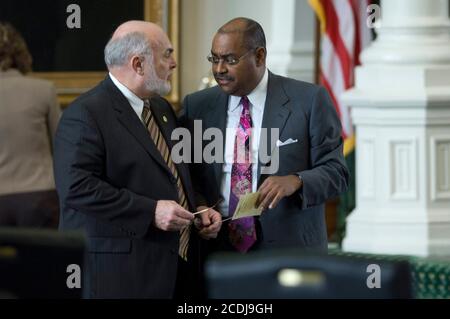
[257,72,291,184]
[148,97,175,150]
[104,77,173,176]
[104,76,198,209]
[150,97,197,210]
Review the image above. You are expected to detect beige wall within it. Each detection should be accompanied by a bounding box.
[180,0,273,99]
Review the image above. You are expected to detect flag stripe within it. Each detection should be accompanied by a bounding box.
[359,0,372,51]
[349,0,362,65]
[320,34,352,137]
[320,72,342,121]
[321,0,353,89]
[311,0,373,151]
[332,0,355,64]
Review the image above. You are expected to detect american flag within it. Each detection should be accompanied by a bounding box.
[309,0,372,155]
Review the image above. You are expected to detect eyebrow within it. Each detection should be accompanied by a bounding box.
[210,51,236,58]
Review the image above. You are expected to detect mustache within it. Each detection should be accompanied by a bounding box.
[214,74,234,81]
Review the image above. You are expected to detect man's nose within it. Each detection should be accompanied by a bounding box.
[170,57,177,69]
[213,60,227,74]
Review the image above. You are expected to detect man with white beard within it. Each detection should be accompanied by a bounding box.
[53,21,221,299]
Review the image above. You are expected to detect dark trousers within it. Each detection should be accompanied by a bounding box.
[175,219,263,299]
[0,190,59,228]
[174,232,205,300]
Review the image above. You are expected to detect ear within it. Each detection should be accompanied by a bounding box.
[255,47,266,67]
[131,56,144,75]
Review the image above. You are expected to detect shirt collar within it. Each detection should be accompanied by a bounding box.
[109,72,144,109]
[229,67,268,112]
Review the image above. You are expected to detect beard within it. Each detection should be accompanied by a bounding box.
[144,60,171,96]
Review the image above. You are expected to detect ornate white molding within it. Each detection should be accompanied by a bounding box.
[430,136,450,201]
[342,0,450,257]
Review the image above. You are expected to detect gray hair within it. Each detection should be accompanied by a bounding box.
[104,31,152,68]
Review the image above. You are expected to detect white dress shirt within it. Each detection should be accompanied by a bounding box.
[219,68,269,216]
[109,73,145,123]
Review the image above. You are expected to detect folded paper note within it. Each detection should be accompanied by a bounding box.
[232,192,263,220]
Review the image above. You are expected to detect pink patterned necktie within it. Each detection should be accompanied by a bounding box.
[228,96,257,253]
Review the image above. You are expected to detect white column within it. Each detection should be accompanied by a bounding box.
[267,0,315,83]
[288,0,315,82]
[342,0,450,257]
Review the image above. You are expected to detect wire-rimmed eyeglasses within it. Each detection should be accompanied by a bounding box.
[206,49,254,66]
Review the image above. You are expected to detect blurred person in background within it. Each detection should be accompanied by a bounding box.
[0,22,61,228]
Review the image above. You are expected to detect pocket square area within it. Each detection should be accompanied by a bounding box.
[276,138,298,147]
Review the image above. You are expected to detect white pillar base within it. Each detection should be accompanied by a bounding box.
[341,0,450,257]
[343,207,450,257]
[342,102,450,257]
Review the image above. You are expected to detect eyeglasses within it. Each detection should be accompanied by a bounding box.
[206,50,254,66]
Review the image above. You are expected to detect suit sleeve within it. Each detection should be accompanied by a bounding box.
[297,86,349,209]
[54,105,155,238]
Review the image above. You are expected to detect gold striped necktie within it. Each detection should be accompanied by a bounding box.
[141,99,190,260]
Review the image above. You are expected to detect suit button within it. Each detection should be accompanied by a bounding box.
[170,176,177,184]
[170,248,176,255]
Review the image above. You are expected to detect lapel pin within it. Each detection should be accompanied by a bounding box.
[163,115,168,123]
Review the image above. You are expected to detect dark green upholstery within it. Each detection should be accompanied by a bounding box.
[328,249,450,299]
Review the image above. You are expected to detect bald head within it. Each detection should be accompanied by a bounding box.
[219,17,250,33]
[104,20,176,98]
[105,21,168,68]
[112,20,165,45]
[217,17,266,51]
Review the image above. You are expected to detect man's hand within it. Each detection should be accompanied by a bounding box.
[153,200,194,231]
[256,175,302,210]
[194,206,222,240]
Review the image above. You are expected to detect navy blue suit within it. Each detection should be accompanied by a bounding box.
[181,72,349,252]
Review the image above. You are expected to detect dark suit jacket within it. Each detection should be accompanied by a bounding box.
[181,71,349,251]
[53,76,197,298]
